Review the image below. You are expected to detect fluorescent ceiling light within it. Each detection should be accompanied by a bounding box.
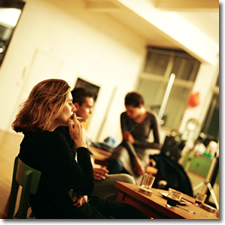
[0,8,21,27]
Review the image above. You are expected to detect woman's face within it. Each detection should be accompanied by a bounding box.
[54,92,76,127]
[125,105,141,119]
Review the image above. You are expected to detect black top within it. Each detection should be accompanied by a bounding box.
[18,130,94,218]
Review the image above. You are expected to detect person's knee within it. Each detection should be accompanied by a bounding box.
[107,159,123,174]
[118,174,135,184]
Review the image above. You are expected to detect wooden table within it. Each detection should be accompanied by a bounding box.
[115,181,218,219]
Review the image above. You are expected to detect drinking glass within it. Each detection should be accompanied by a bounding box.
[195,192,207,205]
[166,188,183,208]
[138,174,155,195]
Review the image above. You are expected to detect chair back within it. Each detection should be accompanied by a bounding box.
[7,156,41,219]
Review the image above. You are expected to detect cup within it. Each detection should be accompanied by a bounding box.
[140,174,155,189]
[166,188,183,208]
[138,174,155,195]
[195,192,207,205]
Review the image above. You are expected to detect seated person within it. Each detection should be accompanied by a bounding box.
[107,91,161,184]
[12,79,148,219]
[56,87,135,200]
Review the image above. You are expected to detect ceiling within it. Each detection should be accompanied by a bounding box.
[84,0,219,61]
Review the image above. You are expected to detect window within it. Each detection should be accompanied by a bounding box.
[137,47,200,129]
[0,0,25,66]
[201,75,219,141]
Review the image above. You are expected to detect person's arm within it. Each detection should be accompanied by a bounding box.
[120,113,145,175]
[50,133,94,196]
[89,150,109,180]
[134,113,161,149]
[151,112,161,144]
[66,113,95,194]
[120,112,127,133]
[134,140,161,149]
[75,147,95,194]
[120,113,136,144]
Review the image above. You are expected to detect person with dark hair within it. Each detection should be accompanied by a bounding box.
[108,91,161,184]
[124,91,144,107]
[12,79,148,219]
[56,87,135,200]
[71,87,95,122]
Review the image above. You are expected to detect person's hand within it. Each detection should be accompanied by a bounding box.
[69,113,87,148]
[93,166,109,180]
[123,131,135,144]
[134,156,145,176]
[73,195,88,208]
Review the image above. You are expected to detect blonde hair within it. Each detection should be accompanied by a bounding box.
[12,79,71,132]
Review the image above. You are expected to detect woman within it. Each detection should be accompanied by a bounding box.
[108,92,161,184]
[12,79,148,219]
[55,87,135,200]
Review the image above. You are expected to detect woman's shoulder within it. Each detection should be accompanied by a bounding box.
[20,131,62,160]
[26,130,61,138]
[23,130,64,146]
[19,131,72,170]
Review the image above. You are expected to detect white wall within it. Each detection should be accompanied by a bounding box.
[0,0,219,144]
[0,0,146,142]
[0,0,220,219]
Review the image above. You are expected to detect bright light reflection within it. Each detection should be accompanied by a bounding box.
[0,8,21,27]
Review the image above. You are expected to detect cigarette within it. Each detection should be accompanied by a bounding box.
[76,117,83,122]
[70,116,83,124]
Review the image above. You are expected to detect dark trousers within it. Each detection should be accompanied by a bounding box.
[33,196,149,219]
[88,196,149,219]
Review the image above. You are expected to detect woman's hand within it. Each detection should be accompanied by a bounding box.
[73,195,88,208]
[123,131,135,144]
[69,113,87,148]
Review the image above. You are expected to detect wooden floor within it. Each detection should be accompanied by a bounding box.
[0,129,160,219]
[0,130,23,219]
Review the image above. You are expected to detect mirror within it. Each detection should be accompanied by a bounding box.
[0,0,25,66]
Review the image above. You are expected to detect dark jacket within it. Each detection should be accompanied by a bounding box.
[18,130,94,218]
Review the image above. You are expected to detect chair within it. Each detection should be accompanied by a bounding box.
[7,156,41,219]
[151,153,193,196]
